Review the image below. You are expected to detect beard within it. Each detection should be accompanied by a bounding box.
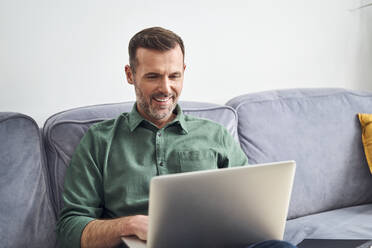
[134,85,178,121]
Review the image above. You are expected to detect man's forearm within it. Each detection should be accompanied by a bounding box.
[81,215,148,248]
[81,218,124,248]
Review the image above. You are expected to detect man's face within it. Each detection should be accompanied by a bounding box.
[125,45,185,127]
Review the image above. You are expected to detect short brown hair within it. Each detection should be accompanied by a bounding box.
[128,27,185,73]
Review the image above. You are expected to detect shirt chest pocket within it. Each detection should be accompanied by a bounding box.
[177,149,218,172]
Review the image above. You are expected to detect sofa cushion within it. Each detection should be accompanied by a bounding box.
[284,204,372,245]
[0,112,56,248]
[359,113,372,173]
[227,88,372,219]
[43,101,239,214]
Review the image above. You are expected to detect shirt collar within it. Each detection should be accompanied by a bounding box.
[127,103,189,134]
[170,104,189,134]
[127,103,144,132]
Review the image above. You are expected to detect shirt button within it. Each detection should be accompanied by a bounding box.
[157,133,162,137]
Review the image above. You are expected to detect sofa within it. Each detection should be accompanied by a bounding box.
[1,88,372,247]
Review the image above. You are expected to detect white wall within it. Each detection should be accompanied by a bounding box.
[1,0,372,126]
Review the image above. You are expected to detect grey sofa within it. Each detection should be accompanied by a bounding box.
[1,88,372,247]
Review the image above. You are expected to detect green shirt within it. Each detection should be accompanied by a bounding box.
[56,104,248,248]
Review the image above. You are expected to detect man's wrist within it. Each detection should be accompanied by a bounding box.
[120,216,135,237]
[119,215,148,241]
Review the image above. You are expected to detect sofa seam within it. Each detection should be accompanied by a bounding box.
[232,90,372,112]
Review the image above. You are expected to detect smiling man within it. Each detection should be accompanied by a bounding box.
[56,27,296,248]
[125,40,185,129]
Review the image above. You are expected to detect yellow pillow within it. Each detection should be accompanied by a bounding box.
[358,113,372,173]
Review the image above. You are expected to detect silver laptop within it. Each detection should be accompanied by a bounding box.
[122,160,296,248]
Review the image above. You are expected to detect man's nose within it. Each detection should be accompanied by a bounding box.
[158,77,172,95]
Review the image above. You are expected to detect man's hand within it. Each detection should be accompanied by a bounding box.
[81,215,149,248]
[122,215,149,240]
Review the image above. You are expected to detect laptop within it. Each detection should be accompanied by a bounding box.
[122,160,296,248]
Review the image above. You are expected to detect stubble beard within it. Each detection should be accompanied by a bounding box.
[135,86,177,121]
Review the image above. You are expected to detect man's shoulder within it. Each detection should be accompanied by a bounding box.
[87,113,129,135]
[183,114,226,131]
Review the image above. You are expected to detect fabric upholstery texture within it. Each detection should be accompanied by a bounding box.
[227,88,372,219]
[42,101,239,215]
[0,112,56,248]
[284,203,372,245]
[358,113,372,173]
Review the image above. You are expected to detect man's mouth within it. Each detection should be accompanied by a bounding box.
[154,96,171,102]
[152,95,174,105]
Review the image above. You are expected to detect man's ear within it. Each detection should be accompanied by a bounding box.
[125,65,134,85]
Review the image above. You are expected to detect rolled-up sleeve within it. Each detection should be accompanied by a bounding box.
[56,128,104,248]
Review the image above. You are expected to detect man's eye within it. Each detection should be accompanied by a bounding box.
[169,74,180,79]
[146,75,158,79]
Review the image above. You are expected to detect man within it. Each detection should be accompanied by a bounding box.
[57,27,295,248]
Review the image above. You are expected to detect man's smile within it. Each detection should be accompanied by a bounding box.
[153,96,171,102]
[152,95,174,108]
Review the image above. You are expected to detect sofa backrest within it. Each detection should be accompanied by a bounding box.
[0,112,56,248]
[43,101,238,215]
[227,88,372,219]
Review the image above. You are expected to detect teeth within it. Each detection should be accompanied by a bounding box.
[155,97,170,102]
